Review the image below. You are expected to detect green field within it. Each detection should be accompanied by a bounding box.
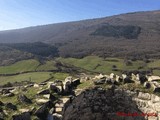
[0,72,69,85]
[148,59,160,68]
[0,56,160,85]
[0,59,40,74]
[36,60,57,71]
[0,72,51,85]
[57,56,149,75]
[0,59,59,74]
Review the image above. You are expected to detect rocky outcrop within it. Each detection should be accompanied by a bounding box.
[63,87,160,120]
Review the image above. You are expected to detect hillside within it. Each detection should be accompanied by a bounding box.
[0,10,160,58]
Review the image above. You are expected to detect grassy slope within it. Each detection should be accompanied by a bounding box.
[0,72,69,85]
[0,59,40,74]
[57,56,149,75]
[0,59,59,74]
[0,72,52,85]
[36,60,57,71]
[148,59,160,68]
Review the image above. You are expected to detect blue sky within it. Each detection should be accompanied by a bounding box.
[0,0,160,30]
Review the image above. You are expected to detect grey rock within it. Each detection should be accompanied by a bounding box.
[37,89,50,95]
[144,82,151,89]
[12,112,31,120]
[17,94,32,104]
[3,92,14,97]
[35,104,49,120]
[50,84,60,93]
[72,78,80,87]
[52,113,62,120]
[5,103,17,110]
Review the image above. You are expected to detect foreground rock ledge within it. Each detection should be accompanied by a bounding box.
[62,87,160,120]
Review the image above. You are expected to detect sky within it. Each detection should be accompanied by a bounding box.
[0,0,160,30]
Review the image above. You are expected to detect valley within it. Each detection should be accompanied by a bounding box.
[1,56,160,86]
[0,10,160,120]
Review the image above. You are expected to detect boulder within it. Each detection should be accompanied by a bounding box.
[52,113,62,120]
[110,73,116,79]
[37,89,50,95]
[33,84,40,88]
[64,81,72,93]
[49,108,55,114]
[50,84,60,93]
[49,94,56,101]
[139,75,148,84]
[105,78,112,84]
[94,74,104,79]
[17,94,32,104]
[36,99,49,105]
[144,82,151,89]
[3,92,14,97]
[65,76,72,83]
[123,77,134,84]
[12,112,31,120]
[54,80,63,86]
[148,76,160,82]
[151,82,160,93]
[72,78,80,87]
[5,103,17,110]
[56,86,64,93]
[138,92,151,100]
[151,94,160,103]
[94,79,106,85]
[55,107,63,114]
[131,73,137,81]
[154,87,160,93]
[19,109,30,113]
[35,104,49,120]
[2,89,10,95]
[43,94,50,99]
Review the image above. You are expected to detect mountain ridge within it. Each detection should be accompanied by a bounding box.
[0,10,160,59]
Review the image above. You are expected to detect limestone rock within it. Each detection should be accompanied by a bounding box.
[138,92,151,100]
[50,84,60,93]
[52,113,62,120]
[3,92,14,97]
[36,99,49,105]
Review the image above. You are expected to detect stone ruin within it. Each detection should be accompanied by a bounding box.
[93,73,160,93]
[1,73,160,120]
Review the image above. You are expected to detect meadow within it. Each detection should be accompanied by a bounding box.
[0,56,160,85]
